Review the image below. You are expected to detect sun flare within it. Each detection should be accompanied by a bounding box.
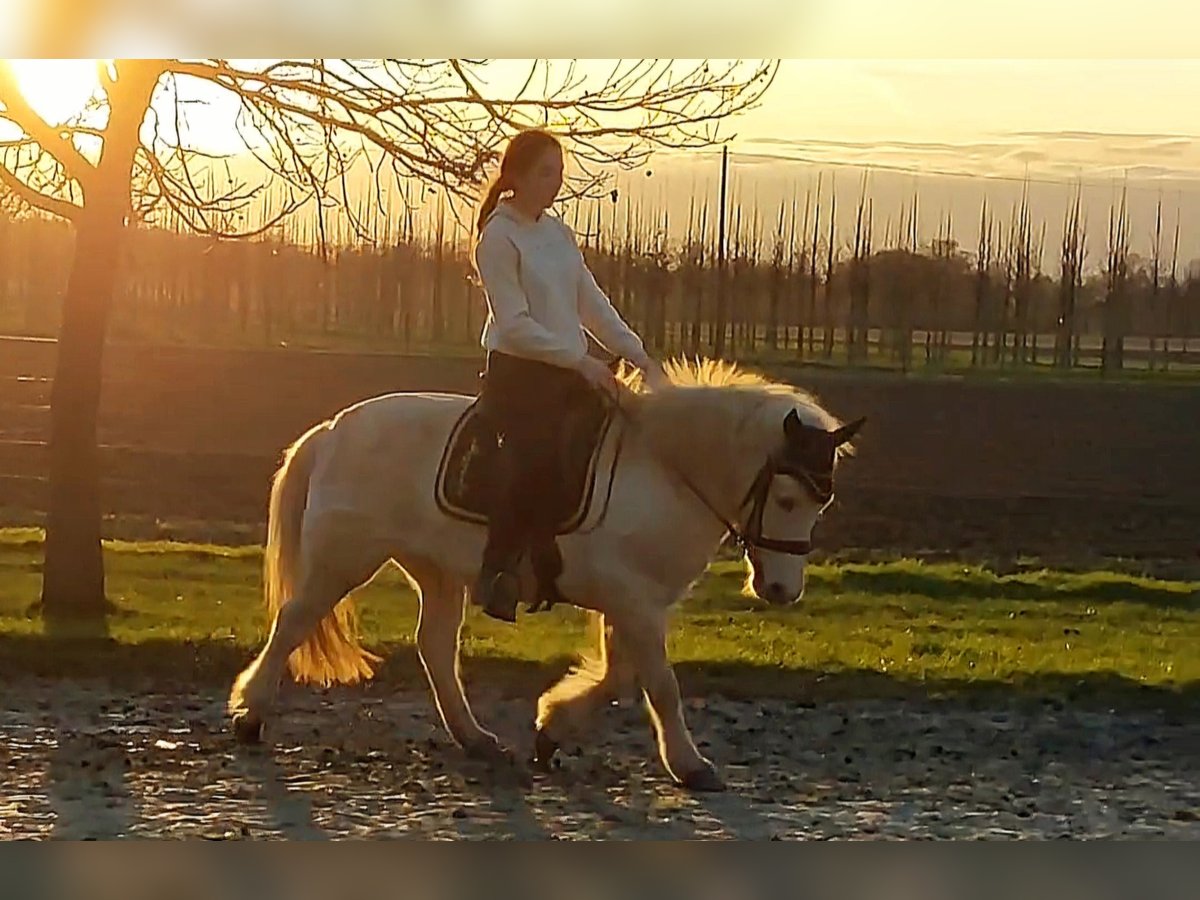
[7,59,104,125]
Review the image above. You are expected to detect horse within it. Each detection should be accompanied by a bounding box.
[227,358,864,792]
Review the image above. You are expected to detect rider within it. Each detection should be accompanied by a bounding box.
[471,127,668,623]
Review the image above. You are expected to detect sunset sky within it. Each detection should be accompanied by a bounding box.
[739,60,1200,178]
[5,49,1200,264]
[9,57,1200,181]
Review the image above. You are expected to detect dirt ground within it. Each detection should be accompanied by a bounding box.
[3,340,1200,840]
[2,678,1197,839]
[3,339,1199,570]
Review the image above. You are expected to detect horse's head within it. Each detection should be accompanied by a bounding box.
[623,358,864,607]
[745,408,865,606]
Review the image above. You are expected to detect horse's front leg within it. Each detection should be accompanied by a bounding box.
[617,610,724,792]
[534,614,635,761]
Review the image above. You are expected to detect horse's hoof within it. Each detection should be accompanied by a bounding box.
[530,730,559,771]
[231,713,264,745]
[679,765,726,793]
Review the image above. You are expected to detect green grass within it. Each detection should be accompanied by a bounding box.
[2,530,1198,708]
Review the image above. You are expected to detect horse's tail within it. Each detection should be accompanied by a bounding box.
[263,420,379,687]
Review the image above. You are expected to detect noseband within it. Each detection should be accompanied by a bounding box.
[646,445,833,559]
[733,454,834,558]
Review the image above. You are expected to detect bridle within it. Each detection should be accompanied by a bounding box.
[735,454,835,558]
[668,449,834,560]
[609,391,833,559]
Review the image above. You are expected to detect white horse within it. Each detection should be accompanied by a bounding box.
[228,358,863,791]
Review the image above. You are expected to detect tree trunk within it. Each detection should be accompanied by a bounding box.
[40,209,122,616]
[40,60,163,618]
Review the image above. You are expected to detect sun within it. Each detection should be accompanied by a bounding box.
[7,59,104,125]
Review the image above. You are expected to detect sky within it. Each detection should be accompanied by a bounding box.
[3,0,1198,58]
[5,52,1200,266]
[741,60,1200,166]
[792,0,1198,59]
[10,58,1200,178]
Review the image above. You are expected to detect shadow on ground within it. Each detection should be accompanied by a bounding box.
[1,632,1196,715]
[808,568,1199,609]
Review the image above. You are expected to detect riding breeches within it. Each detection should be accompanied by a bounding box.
[476,350,597,574]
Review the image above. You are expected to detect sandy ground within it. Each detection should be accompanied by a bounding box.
[2,678,1197,840]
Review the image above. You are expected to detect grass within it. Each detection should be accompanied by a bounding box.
[2,529,1198,709]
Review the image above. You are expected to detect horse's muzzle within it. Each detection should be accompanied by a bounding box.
[752,573,804,606]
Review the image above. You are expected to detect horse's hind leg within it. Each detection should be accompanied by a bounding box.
[411,564,506,759]
[230,536,385,741]
[533,614,635,764]
[230,572,346,741]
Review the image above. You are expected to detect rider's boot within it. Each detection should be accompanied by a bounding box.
[473,563,521,623]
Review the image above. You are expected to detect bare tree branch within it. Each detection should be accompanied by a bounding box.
[160,59,777,219]
[0,149,80,220]
[2,57,777,244]
[0,63,97,188]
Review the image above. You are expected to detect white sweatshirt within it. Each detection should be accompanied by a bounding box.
[473,202,649,371]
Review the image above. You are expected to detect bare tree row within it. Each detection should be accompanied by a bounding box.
[4,185,1198,371]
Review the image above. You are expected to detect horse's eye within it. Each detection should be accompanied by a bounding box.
[777,497,796,513]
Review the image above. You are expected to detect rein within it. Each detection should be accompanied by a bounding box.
[607,388,828,558]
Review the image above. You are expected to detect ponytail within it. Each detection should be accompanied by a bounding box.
[475,176,508,237]
[474,128,562,238]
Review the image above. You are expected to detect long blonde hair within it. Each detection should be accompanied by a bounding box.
[475,128,563,237]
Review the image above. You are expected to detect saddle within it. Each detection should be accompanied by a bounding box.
[434,388,623,537]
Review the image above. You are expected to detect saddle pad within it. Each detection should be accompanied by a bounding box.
[434,394,623,535]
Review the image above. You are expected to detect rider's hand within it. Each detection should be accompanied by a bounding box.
[577,355,619,398]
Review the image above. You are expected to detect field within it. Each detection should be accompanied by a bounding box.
[5,60,1200,837]
[4,336,1200,572]
[3,338,1200,838]
[2,530,1198,699]
[2,533,1198,839]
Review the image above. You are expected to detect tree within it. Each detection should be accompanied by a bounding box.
[0,58,778,618]
[1102,184,1131,375]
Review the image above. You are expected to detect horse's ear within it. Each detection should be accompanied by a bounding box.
[783,409,806,442]
[829,416,866,447]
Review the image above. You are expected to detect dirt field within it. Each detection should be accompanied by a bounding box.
[2,678,1197,839]
[4,338,1199,840]
[3,337,1199,570]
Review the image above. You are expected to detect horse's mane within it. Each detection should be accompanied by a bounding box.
[618,356,852,452]
[619,355,790,392]
[615,357,854,500]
